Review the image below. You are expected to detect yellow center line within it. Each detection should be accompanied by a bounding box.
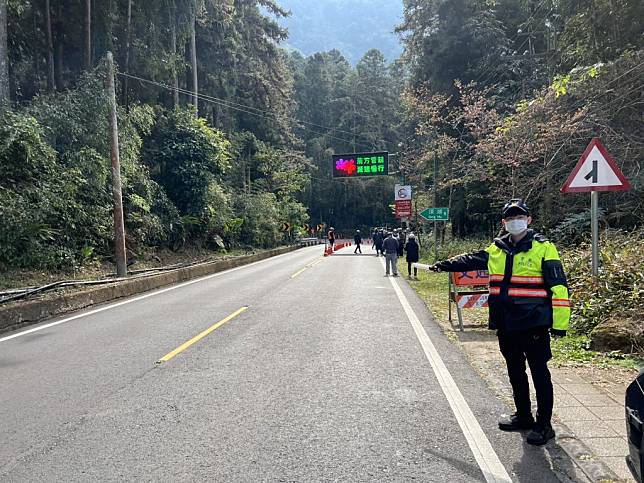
[291,256,325,278]
[157,306,248,363]
[291,267,307,279]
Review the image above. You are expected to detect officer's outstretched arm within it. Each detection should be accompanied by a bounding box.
[542,243,570,333]
[434,249,489,272]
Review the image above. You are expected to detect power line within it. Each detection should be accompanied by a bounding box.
[118,72,377,149]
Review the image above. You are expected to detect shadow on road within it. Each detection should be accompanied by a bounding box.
[514,439,581,483]
[422,445,486,481]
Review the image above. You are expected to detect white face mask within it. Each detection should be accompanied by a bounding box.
[505,219,528,235]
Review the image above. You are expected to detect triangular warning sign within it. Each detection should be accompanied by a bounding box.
[561,138,631,193]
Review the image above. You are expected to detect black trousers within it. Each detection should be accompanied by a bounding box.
[407,262,417,276]
[498,327,553,425]
[354,243,361,253]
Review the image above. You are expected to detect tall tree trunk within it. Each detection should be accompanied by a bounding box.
[54,4,63,90]
[123,0,132,109]
[84,0,91,69]
[0,0,9,103]
[33,5,42,92]
[190,0,198,115]
[170,0,179,107]
[44,0,55,91]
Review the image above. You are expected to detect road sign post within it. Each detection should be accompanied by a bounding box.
[591,191,599,276]
[419,208,449,262]
[561,138,631,279]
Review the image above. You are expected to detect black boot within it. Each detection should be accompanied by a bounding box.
[526,423,555,445]
[498,413,535,431]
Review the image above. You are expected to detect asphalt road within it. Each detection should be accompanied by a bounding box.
[0,245,579,482]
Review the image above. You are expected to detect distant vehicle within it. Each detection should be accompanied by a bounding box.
[626,371,644,482]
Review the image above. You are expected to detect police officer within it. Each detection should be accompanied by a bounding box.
[429,199,570,445]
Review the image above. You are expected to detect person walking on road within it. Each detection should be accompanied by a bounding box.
[327,227,335,252]
[404,233,420,279]
[396,229,406,258]
[382,232,399,277]
[373,229,384,256]
[354,230,362,254]
[428,199,570,446]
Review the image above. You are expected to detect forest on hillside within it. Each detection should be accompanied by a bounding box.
[0,0,642,272]
[273,0,404,64]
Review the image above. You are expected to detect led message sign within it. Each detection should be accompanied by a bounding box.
[332,152,389,178]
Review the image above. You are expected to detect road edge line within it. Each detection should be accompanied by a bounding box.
[384,261,512,483]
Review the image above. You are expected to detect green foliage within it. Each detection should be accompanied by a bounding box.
[0,110,56,185]
[235,192,284,248]
[0,109,78,268]
[562,230,644,335]
[551,335,639,369]
[143,108,231,240]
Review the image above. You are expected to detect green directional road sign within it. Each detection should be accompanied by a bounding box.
[420,207,449,221]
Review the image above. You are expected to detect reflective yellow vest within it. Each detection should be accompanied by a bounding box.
[436,230,571,332]
[485,237,570,331]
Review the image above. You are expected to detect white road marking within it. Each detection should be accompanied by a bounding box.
[383,261,512,483]
[0,247,319,343]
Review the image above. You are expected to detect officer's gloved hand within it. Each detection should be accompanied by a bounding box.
[428,264,441,272]
[550,329,567,338]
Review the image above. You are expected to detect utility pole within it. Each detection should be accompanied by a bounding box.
[106,52,127,277]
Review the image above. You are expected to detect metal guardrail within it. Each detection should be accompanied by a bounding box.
[299,238,323,247]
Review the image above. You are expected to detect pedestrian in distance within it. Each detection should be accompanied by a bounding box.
[354,230,362,254]
[404,233,420,279]
[396,229,405,258]
[374,229,384,256]
[327,227,335,251]
[428,199,570,446]
[382,232,399,277]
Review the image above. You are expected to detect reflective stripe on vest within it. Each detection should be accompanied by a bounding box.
[552,298,571,307]
[510,275,544,284]
[507,288,548,298]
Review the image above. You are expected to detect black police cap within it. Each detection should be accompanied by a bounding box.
[502,198,530,217]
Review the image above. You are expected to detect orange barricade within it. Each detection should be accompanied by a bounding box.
[449,270,489,331]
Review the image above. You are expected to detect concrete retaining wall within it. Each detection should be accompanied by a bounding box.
[0,245,300,335]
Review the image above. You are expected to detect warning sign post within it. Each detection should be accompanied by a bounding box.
[561,138,631,278]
